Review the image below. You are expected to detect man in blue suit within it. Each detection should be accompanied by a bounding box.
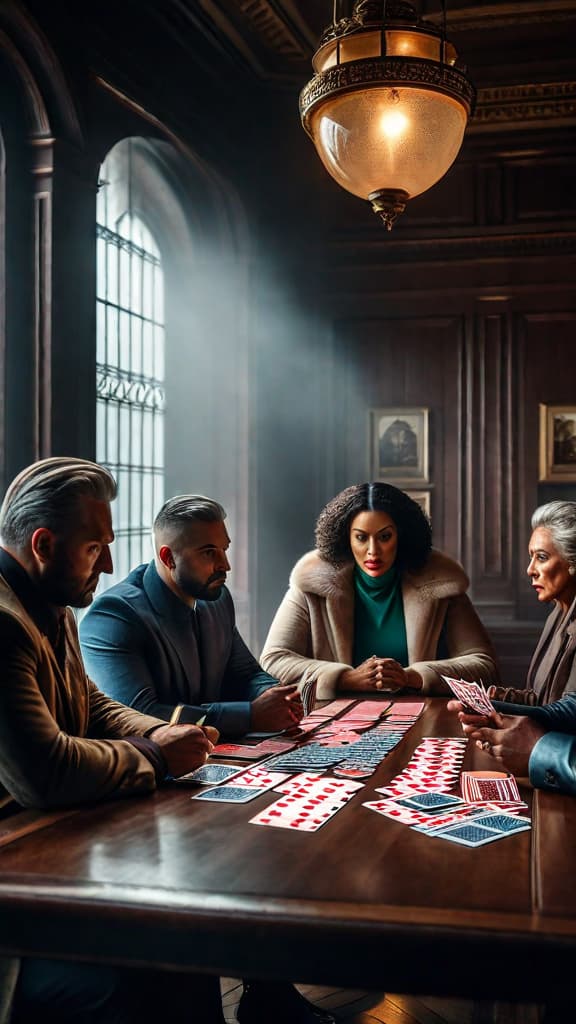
[80,495,303,737]
[449,695,576,795]
[80,495,334,1024]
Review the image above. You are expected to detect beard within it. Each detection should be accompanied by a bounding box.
[39,554,100,609]
[173,568,226,602]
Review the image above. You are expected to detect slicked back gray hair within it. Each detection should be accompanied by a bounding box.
[531,501,576,569]
[0,457,117,548]
[153,495,226,551]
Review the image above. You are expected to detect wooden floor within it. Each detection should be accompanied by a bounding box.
[221,980,545,1024]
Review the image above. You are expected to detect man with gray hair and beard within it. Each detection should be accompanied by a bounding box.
[80,494,303,736]
[0,457,219,1023]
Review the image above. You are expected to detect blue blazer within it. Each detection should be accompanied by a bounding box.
[80,562,277,736]
[529,732,576,795]
[494,694,576,794]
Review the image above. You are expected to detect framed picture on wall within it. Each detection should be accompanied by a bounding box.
[405,490,431,519]
[369,407,429,484]
[539,404,576,482]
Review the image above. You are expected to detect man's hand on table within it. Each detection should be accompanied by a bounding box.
[447,699,546,776]
[151,723,218,776]
[251,684,304,732]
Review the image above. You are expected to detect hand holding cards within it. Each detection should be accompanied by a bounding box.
[442,675,495,717]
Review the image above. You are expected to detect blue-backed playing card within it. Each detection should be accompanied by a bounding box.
[191,785,269,803]
[431,814,531,847]
[395,792,463,811]
[176,764,240,785]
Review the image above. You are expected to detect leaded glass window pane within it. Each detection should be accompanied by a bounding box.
[96,143,165,591]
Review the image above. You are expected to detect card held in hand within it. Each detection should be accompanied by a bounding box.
[442,676,494,716]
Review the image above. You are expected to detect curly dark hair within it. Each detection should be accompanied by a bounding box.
[315,482,432,571]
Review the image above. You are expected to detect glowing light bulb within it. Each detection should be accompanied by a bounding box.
[380,110,408,139]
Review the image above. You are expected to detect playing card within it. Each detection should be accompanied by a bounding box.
[386,702,425,718]
[250,802,338,831]
[250,778,360,831]
[467,813,531,834]
[460,771,522,804]
[211,743,266,760]
[274,772,327,794]
[363,798,434,826]
[231,767,292,791]
[175,764,241,785]
[430,816,530,847]
[442,676,494,715]
[318,699,357,715]
[333,765,376,779]
[191,785,269,803]
[410,804,494,833]
[249,739,297,756]
[301,677,318,717]
[394,791,464,811]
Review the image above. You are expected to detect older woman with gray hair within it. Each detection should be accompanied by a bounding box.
[490,500,576,706]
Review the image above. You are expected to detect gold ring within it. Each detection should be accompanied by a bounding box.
[481,741,492,753]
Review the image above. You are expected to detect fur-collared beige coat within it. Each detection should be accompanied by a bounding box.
[261,549,498,698]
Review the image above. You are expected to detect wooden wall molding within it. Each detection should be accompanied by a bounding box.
[328,230,576,267]
[472,81,576,132]
[428,1,576,34]
[464,316,516,613]
[32,177,52,461]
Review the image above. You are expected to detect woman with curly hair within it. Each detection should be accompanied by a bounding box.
[261,482,497,698]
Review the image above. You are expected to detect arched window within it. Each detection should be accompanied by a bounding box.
[96,140,165,588]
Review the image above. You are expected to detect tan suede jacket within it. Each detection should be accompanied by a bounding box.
[261,549,498,699]
[0,573,166,814]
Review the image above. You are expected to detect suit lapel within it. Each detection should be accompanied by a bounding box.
[526,604,562,690]
[142,563,201,699]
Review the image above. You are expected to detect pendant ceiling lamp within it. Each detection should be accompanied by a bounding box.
[300,0,475,229]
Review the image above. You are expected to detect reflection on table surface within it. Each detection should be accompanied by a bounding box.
[0,696,574,1002]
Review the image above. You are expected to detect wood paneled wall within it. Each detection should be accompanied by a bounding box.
[252,119,576,688]
[1,0,574,691]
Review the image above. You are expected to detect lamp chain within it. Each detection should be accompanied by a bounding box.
[441,0,447,64]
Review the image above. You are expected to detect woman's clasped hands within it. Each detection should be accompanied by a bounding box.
[340,655,423,692]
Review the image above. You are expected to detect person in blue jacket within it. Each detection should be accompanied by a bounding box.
[450,695,576,795]
[80,494,303,737]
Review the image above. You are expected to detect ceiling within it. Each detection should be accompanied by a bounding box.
[182,0,576,85]
[18,0,576,155]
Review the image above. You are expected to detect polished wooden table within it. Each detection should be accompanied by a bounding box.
[0,698,575,1001]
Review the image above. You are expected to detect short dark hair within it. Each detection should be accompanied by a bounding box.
[153,495,227,552]
[0,457,117,548]
[154,495,226,531]
[315,482,432,571]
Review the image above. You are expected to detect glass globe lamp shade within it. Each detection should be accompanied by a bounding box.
[300,3,475,228]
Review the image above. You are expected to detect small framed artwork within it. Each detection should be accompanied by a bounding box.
[370,407,429,485]
[539,404,576,483]
[406,490,431,519]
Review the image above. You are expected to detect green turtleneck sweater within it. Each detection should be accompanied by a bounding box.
[352,563,409,667]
